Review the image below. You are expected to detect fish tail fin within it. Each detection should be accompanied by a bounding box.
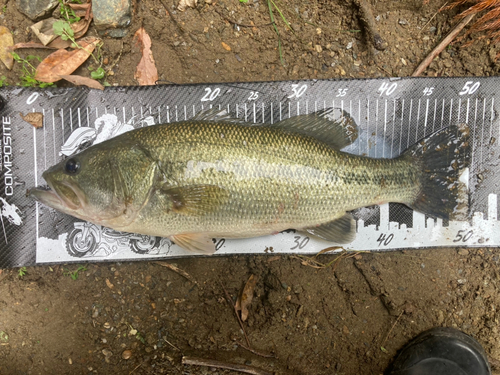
[403,124,469,219]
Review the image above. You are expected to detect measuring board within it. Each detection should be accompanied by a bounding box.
[0,77,498,268]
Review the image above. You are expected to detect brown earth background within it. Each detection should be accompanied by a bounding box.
[1,0,500,374]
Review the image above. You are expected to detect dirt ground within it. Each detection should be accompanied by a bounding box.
[1,0,500,374]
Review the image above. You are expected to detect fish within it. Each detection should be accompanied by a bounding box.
[28,108,469,253]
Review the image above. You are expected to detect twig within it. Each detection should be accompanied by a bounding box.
[219,281,251,348]
[213,7,274,28]
[412,13,475,77]
[353,0,387,51]
[235,340,276,358]
[154,261,198,286]
[182,356,273,375]
[381,311,404,348]
[419,2,448,35]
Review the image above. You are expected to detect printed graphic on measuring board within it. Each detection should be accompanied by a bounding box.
[0,77,499,268]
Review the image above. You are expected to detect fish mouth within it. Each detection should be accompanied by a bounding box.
[29,177,82,212]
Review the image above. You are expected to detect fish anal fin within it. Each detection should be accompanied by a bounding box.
[170,234,216,254]
[161,184,228,216]
[304,213,356,244]
[270,108,358,150]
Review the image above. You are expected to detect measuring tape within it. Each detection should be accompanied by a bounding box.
[0,77,497,267]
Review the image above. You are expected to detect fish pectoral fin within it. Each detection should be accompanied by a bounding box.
[269,108,358,150]
[162,184,228,216]
[304,213,356,244]
[169,233,216,254]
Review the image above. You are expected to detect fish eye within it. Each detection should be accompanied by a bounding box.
[64,158,80,175]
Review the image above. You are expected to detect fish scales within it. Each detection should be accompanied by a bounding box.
[121,121,420,237]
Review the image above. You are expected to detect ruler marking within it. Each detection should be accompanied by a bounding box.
[279,102,282,121]
[424,98,429,133]
[288,102,291,119]
[123,106,126,124]
[416,99,421,140]
[383,99,387,158]
[69,108,73,132]
[440,98,445,130]
[449,99,453,126]
[432,99,437,132]
[33,123,39,244]
[458,98,463,124]
[375,99,378,157]
[86,107,90,127]
[341,100,344,116]
[407,99,413,147]
[41,108,47,171]
[391,99,396,156]
[399,99,405,154]
[184,105,187,121]
[52,108,56,164]
[366,99,370,156]
[486,98,491,142]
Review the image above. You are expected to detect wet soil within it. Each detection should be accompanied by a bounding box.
[1,0,500,374]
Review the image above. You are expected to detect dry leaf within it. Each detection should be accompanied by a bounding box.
[221,42,231,51]
[105,278,114,289]
[11,42,58,51]
[59,74,104,90]
[35,37,99,83]
[19,112,43,129]
[47,38,73,50]
[133,28,158,86]
[178,0,197,11]
[236,274,258,322]
[31,18,58,46]
[0,26,14,70]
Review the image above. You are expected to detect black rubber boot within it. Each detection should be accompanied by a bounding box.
[387,327,491,375]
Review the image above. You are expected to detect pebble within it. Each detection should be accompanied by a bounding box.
[103,322,111,329]
[314,45,322,53]
[122,350,132,360]
[458,249,469,256]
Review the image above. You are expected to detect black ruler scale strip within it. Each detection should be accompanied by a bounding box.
[0,77,498,268]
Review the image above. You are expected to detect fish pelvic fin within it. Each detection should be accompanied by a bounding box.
[269,108,358,150]
[169,233,216,254]
[403,124,470,220]
[304,213,356,244]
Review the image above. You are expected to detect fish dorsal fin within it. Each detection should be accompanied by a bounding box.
[304,213,356,244]
[269,108,358,150]
[169,233,216,254]
[161,184,229,216]
[190,107,249,124]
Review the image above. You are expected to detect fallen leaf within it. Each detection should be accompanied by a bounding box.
[11,42,58,51]
[47,38,72,50]
[35,37,99,83]
[0,26,14,70]
[59,74,104,90]
[71,16,93,39]
[105,278,114,289]
[178,0,197,11]
[19,112,43,128]
[236,274,258,322]
[31,18,58,46]
[221,41,231,51]
[133,28,158,86]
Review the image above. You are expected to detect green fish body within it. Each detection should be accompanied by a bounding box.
[29,109,468,253]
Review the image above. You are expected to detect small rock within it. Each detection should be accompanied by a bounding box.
[457,279,467,285]
[458,249,469,256]
[122,350,132,360]
[15,0,59,21]
[68,358,72,365]
[399,19,408,26]
[221,41,231,51]
[103,322,111,329]
[346,41,353,50]
[102,349,113,357]
[93,0,132,38]
[314,44,322,53]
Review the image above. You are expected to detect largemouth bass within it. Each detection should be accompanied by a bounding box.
[29,108,469,253]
